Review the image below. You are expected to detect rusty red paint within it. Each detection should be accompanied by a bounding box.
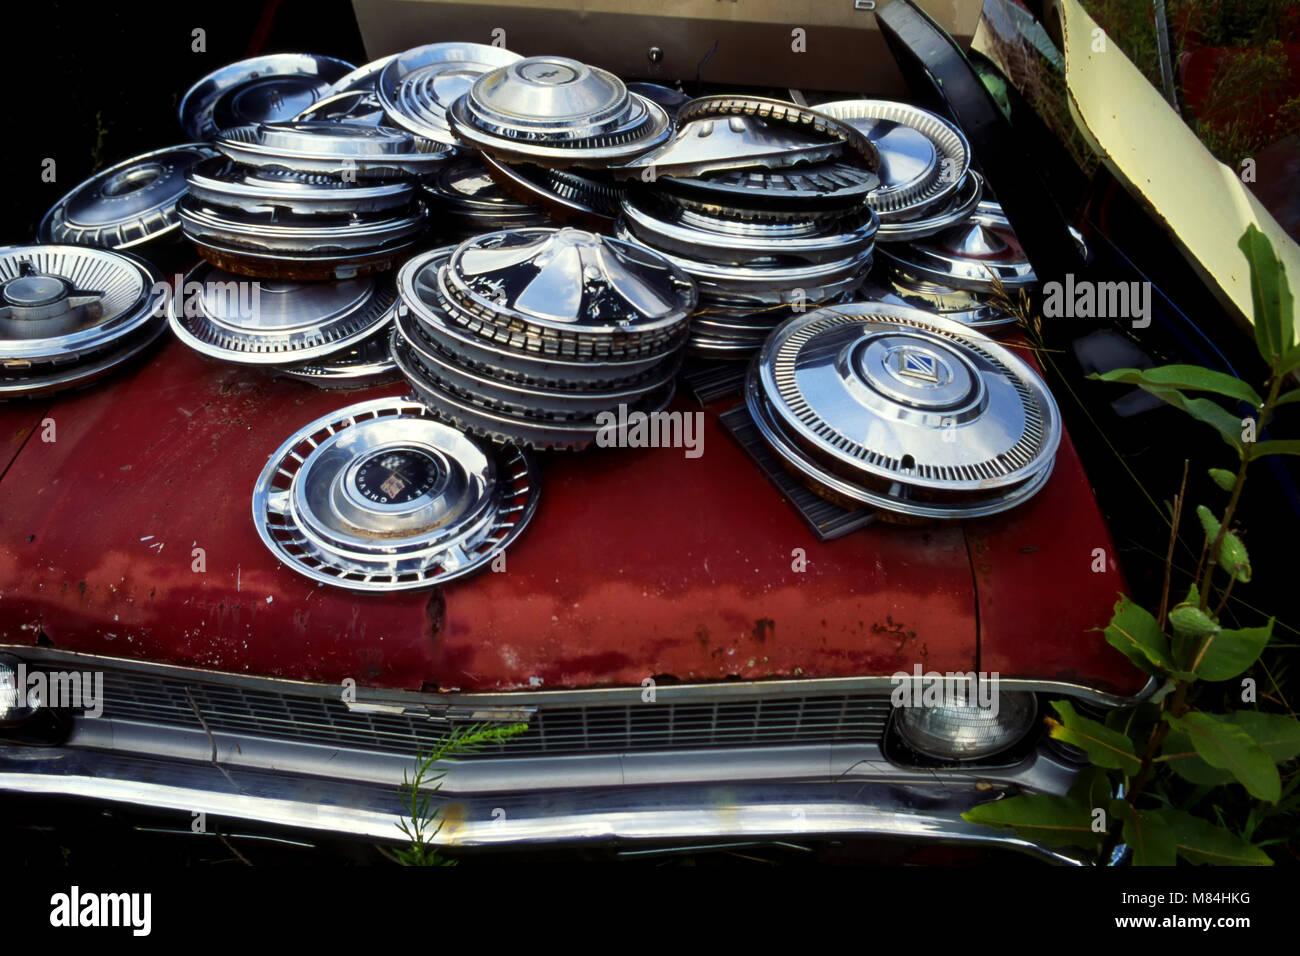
[0,337,1140,696]
[0,401,46,480]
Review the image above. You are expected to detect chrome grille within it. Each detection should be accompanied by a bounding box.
[89,670,892,759]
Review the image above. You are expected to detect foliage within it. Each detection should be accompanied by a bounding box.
[965,225,1299,864]
[1081,0,1300,165]
[392,722,529,866]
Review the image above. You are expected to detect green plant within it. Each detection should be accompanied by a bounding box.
[1192,40,1300,165]
[392,722,529,866]
[965,224,1300,864]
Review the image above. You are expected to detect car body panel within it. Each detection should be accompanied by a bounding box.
[0,333,1141,696]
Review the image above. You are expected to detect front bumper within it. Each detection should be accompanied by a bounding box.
[0,648,1119,863]
[0,730,1089,864]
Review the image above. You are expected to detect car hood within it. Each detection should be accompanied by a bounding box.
[0,339,1142,697]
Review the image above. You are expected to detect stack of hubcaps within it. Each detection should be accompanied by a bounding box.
[616,193,877,359]
[181,121,443,280]
[253,397,539,591]
[745,303,1060,520]
[871,202,1036,331]
[594,96,883,359]
[423,154,554,241]
[0,245,165,398]
[392,227,696,449]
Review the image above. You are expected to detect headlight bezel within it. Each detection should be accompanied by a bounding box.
[886,688,1042,767]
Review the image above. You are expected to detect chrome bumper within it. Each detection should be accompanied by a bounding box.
[0,728,1088,864]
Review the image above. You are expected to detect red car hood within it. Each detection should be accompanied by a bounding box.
[0,340,1143,696]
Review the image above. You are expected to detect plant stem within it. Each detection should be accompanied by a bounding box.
[1196,371,1282,612]
[1158,461,1190,629]
[1128,679,1191,808]
[1213,575,1239,619]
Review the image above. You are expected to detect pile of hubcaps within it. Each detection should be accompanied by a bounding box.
[745,303,1060,520]
[253,398,539,590]
[0,245,165,398]
[392,227,695,449]
[180,120,442,280]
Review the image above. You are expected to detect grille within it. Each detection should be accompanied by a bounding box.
[89,670,892,760]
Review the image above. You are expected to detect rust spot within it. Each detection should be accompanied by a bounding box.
[871,615,917,652]
[753,618,775,643]
[425,589,446,641]
[77,581,86,597]
[695,624,710,646]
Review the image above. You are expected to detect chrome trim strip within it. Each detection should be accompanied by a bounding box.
[0,644,1153,709]
[65,717,1079,796]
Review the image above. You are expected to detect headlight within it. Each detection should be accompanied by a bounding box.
[0,654,37,726]
[895,691,1038,760]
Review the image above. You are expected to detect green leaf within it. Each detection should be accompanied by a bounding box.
[1048,700,1142,774]
[1192,620,1272,681]
[1144,387,1247,454]
[1207,467,1237,492]
[1274,388,1300,408]
[1112,799,1176,866]
[1238,223,1296,368]
[1163,809,1273,865]
[1165,712,1281,802]
[1248,439,1300,458]
[1103,594,1172,674]
[1162,730,1233,785]
[1232,711,1300,763]
[961,794,1101,851]
[1069,765,1115,809]
[1106,701,1162,738]
[1092,365,1262,407]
